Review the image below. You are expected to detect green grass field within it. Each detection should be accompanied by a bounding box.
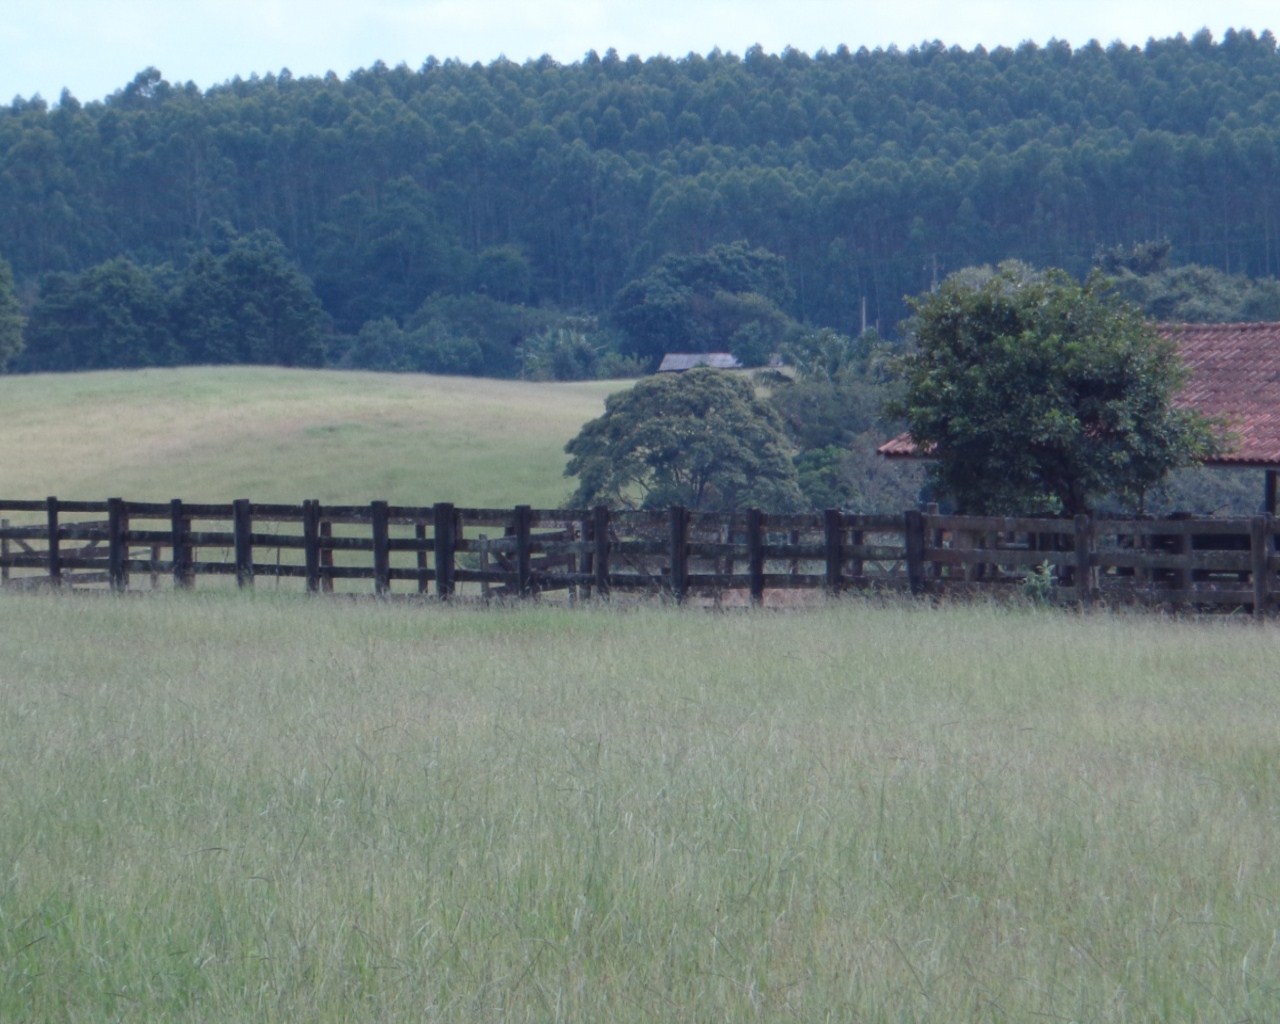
[2,593,1278,1021]
[0,367,623,507]
[2,367,1279,1021]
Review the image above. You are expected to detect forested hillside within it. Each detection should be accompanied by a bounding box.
[4,28,1280,374]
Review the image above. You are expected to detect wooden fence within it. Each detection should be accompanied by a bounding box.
[1,497,1277,614]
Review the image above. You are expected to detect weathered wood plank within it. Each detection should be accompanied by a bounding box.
[1099,550,1252,572]
[592,505,610,598]
[823,509,844,593]
[107,498,128,592]
[0,523,59,539]
[234,499,253,588]
[434,502,456,599]
[926,547,1071,569]
[931,514,1075,535]
[47,497,62,586]
[669,505,689,603]
[1097,518,1252,537]
[747,508,765,604]
[303,500,322,594]
[414,522,430,593]
[248,502,306,518]
[904,509,926,595]
[171,499,193,589]
[0,499,51,513]
[5,554,66,569]
[372,500,391,596]
[248,532,309,548]
[386,536,434,553]
[49,500,107,514]
[313,535,376,552]
[1251,515,1271,617]
[1074,514,1094,608]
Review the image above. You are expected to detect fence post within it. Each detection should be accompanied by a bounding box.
[514,504,534,597]
[171,498,193,589]
[1,517,8,584]
[233,499,253,588]
[371,500,391,596]
[850,524,864,583]
[433,502,455,599]
[747,508,765,605]
[415,521,429,593]
[593,505,611,599]
[1251,514,1271,618]
[478,534,492,601]
[1074,513,1094,609]
[824,508,844,594]
[669,505,689,603]
[576,509,588,599]
[303,500,322,594]
[904,508,926,596]
[319,519,334,593]
[46,496,61,587]
[108,497,128,592]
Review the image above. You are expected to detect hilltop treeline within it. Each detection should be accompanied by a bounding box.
[4,28,1280,373]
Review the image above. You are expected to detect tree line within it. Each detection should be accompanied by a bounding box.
[5,29,1280,375]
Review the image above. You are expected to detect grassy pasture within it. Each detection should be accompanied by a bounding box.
[3,366,1279,1019]
[0,367,622,507]
[2,591,1279,1022]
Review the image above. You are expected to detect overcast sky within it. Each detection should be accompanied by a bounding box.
[4,0,1278,105]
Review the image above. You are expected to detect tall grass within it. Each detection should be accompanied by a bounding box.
[2,592,1278,1021]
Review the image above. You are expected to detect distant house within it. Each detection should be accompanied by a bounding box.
[657,352,743,372]
[879,321,1280,514]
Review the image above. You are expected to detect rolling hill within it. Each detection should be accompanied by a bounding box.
[0,367,625,508]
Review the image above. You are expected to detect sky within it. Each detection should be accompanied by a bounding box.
[3,0,1278,105]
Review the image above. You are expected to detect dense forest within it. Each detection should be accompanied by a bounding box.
[5,28,1280,378]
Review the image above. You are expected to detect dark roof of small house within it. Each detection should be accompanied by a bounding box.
[657,352,742,372]
[877,321,1280,468]
[877,433,925,458]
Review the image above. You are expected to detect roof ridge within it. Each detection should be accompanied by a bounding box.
[1160,320,1280,331]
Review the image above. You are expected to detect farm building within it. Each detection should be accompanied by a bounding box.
[657,352,743,372]
[878,321,1280,515]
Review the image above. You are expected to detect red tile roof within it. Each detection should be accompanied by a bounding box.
[879,321,1280,468]
[1162,322,1280,466]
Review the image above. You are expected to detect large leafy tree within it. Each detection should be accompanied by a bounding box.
[170,232,328,367]
[21,258,177,371]
[892,261,1223,515]
[565,368,805,511]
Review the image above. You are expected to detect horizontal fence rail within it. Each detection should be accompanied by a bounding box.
[0,498,1277,614]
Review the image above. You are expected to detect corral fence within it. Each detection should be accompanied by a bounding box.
[1,498,1278,614]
